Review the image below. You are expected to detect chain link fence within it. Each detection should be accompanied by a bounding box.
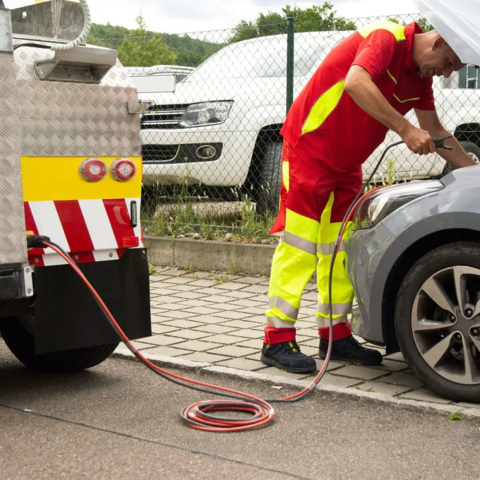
[97,14,480,240]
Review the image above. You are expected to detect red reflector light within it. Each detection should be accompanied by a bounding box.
[80,158,107,182]
[111,159,137,181]
[122,236,139,248]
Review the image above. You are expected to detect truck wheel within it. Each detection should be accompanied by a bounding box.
[254,141,282,216]
[394,242,480,402]
[441,141,480,176]
[1,316,118,374]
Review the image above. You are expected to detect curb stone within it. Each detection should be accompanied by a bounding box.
[113,348,480,419]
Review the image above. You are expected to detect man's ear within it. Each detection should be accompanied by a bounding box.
[432,36,447,50]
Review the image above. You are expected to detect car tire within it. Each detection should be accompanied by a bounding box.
[441,140,480,176]
[395,241,480,402]
[254,141,282,216]
[1,316,118,374]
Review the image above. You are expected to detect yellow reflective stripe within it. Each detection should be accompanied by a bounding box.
[282,161,289,192]
[318,192,335,230]
[317,302,353,315]
[358,20,406,41]
[284,232,316,256]
[301,80,345,136]
[387,69,397,84]
[316,315,348,328]
[269,297,299,320]
[285,209,319,243]
[393,94,421,104]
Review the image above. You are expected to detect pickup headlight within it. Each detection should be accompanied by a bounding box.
[179,101,233,128]
[353,181,444,230]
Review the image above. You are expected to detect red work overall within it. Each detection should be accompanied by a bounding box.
[265,21,436,345]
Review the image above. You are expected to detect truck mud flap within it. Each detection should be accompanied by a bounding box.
[33,249,151,355]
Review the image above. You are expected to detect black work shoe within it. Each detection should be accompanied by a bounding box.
[261,341,316,373]
[319,336,383,366]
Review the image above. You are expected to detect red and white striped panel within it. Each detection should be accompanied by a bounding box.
[25,198,143,267]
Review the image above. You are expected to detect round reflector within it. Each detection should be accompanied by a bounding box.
[111,159,137,181]
[79,158,107,182]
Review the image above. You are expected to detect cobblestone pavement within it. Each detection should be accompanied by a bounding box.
[117,267,480,410]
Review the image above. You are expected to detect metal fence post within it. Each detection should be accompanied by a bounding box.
[286,17,295,115]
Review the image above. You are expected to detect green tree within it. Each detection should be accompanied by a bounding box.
[283,3,357,32]
[117,15,176,67]
[229,20,260,43]
[418,17,434,32]
[229,2,356,43]
[387,16,434,32]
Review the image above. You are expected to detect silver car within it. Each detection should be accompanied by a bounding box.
[347,165,480,402]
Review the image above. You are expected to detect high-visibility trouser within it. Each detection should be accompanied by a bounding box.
[264,141,362,345]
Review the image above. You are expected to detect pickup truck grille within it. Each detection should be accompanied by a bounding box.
[141,104,190,130]
[142,144,179,163]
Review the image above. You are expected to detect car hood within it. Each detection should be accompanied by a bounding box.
[416,0,480,66]
[137,76,299,107]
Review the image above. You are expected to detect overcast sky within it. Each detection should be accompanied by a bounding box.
[6,0,420,34]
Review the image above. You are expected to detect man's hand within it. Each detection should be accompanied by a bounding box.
[400,124,436,155]
[415,109,477,169]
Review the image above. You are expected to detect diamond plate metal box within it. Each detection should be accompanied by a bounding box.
[15,47,141,157]
[0,50,27,265]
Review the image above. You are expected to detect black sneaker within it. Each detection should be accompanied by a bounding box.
[261,341,316,373]
[319,336,382,366]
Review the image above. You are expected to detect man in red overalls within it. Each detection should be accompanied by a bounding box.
[261,20,476,373]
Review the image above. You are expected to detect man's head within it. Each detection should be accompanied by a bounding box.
[413,30,465,78]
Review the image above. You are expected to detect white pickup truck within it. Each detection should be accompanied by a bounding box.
[139,31,480,213]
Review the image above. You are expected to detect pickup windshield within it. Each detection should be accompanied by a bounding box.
[184,33,346,82]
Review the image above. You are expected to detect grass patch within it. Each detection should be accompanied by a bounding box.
[148,264,157,276]
[215,275,228,285]
[448,411,462,421]
[142,188,277,244]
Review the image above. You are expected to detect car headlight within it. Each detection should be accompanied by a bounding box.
[353,180,444,230]
[179,101,233,128]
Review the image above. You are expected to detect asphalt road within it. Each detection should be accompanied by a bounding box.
[1,342,479,480]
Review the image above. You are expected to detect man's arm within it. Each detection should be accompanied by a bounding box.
[415,108,477,168]
[345,65,436,154]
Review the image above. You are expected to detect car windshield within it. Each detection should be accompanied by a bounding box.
[184,33,347,82]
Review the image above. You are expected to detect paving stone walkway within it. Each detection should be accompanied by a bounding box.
[119,267,480,410]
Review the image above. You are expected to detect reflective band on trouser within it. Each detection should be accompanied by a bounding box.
[316,315,348,329]
[301,79,345,135]
[358,20,406,41]
[268,296,299,320]
[284,231,317,256]
[267,317,297,329]
[266,209,319,324]
[317,302,353,316]
[317,239,345,256]
[316,192,354,341]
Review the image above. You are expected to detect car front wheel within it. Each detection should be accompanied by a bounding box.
[395,241,480,402]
